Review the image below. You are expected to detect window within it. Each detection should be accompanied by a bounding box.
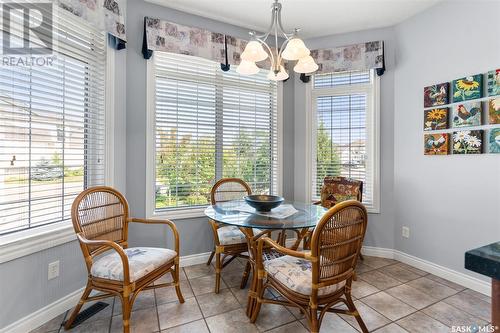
[0,10,107,235]
[311,70,379,211]
[150,52,279,213]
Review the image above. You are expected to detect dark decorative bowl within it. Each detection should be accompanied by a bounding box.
[244,195,284,212]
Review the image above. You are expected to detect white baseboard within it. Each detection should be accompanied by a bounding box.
[1,245,492,333]
[179,251,212,267]
[362,246,491,296]
[0,287,85,333]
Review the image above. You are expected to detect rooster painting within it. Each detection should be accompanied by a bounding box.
[424,83,449,107]
[424,134,449,155]
[452,102,481,127]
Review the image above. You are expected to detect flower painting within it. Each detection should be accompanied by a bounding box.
[489,128,500,153]
[452,75,483,102]
[424,133,449,155]
[452,102,482,127]
[424,83,449,107]
[424,108,448,130]
[452,130,483,154]
[487,69,500,96]
[489,98,500,124]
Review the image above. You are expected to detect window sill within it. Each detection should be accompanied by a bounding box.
[0,223,76,264]
[148,206,208,221]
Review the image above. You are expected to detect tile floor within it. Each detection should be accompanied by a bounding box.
[30,256,492,333]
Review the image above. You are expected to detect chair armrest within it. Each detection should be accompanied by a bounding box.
[128,218,180,254]
[76,233,131,284]
[256,236,314,273]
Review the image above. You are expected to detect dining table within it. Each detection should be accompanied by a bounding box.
[204,199,328,318]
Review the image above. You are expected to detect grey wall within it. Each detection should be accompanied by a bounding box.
[393,0,500,281]
[124,0,296,255]
[293,27,397,249]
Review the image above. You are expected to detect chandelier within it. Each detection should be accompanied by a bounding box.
[236,0,318,81]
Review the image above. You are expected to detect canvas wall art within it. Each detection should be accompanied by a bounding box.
[487,69,500,96]
[489,128,500,153]
[424,108,448,130]
[452,74,483,102]
[452,102,482,127]
[424,83,449,107]
[452,130,483,154]
[424,133,449,155]
[489,98,500,124]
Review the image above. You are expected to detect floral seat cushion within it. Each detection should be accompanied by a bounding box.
[217,225,247,245]
[91,247,177,281]
[264,255,345,296]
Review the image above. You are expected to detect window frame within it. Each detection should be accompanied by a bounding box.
[0,39,116,264]
[145,53,283,220]
[308,70,380,213]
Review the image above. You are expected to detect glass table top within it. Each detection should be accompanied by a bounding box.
[204,200,328,230]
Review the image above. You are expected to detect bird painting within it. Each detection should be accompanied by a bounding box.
[453,102,481,127]
[424,133,449,155]
[424,83,449,107]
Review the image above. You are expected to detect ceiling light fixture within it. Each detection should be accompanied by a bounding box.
[236,0,318,81]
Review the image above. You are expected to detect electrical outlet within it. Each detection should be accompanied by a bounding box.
[48,261,60,280]
[402,226,410,239]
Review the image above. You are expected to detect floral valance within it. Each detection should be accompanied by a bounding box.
[311,41,384,76]
[58,0,126,49]
[142,17,273,70]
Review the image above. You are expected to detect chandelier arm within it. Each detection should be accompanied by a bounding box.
[276,5,296,38]
[253,5,277,40]
[255,37,276,70]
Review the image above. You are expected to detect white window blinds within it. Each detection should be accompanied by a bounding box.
[153,52,278,211]
[312,70,379,211]
[0,9,107,234]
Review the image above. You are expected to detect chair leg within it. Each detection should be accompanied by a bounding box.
[120,294,131,333]
[215,252,222,293]
[64,282,92,330]
[240,261,251,289]
[308,307,320,333]
[206,250,215,266]
[359,252,364,261]
[346,293,368,333]
[171,263,185,303]
[250,278,265,323]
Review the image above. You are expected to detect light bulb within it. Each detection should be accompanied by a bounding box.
[293,55,319,74]
[281,38,310,61]
[241,41,268,62]
[267,65,289,81]
[236,60,260,75]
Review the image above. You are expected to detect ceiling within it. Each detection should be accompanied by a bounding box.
[145,0,441,38]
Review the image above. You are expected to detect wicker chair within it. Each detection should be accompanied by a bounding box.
[64,187,184,333]
[207,178,254,293]
[251,200,369,333]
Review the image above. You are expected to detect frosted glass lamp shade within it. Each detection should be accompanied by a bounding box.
[267,65,289,81]
[241,41,268,62]
[281,38,310,61]
[293,55,319,74]
[236,60,260,75]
